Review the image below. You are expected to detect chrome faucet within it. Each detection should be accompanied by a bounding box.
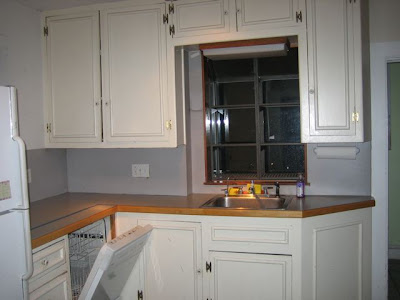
[223,177,230,197]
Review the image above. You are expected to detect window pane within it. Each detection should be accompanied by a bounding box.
[212,146,257,180]
[262,145,304,178]
[262,78,299,104]
[212,59,254,79]
[216,82,255,106]
[258,48,299,76]
[210,108,256,144]
[263,107,300,143]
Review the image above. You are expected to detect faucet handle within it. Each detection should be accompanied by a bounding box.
[221,188,229,197]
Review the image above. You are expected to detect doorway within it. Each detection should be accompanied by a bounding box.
[388,61,400,299]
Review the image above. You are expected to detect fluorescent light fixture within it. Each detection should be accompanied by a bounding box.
[202,43,288,60]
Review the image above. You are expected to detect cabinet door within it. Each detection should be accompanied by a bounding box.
[170,0,230,38]
[304,0,362,142]
[236,0,304,31]
[137,219,202,300]
[44,12,102,145]
[29,272,71,300]
[208,251,292,300]
[101,4,170,145]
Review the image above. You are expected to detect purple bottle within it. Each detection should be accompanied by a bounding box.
[296,173,305,198]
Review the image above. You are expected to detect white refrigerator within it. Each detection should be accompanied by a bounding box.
[0,86,33,299]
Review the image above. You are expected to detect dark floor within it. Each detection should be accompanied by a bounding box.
[389,259,400,299]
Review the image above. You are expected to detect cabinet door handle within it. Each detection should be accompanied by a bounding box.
[41,259,49,266]
[309,89,315,95]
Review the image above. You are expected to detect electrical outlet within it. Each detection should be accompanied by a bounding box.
[27,169,32,184]
[132,164,150,178]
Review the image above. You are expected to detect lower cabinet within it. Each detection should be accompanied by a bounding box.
[137,219,203,300]
[29,236,71,300]
[208,251,292,300]
[116,208,372,300]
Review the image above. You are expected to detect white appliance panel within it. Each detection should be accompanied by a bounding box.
[0,210,31,299]
[0,87,24,212]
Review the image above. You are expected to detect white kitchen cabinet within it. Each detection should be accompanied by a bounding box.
[29,236,71,300]
[116,208,371,300]
[236,0,305,32]
[101,4,172,145]
[43,12,102,145]
[208,251,292,300]
[302,0,369,142]
[117,217,203,300]
[168,0,231,38]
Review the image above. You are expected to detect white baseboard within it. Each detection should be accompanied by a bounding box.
[389,245,400,259]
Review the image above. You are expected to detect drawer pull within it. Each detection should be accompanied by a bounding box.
[41,259,49,266]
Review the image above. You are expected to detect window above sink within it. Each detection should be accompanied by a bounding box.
[201,37,306,184]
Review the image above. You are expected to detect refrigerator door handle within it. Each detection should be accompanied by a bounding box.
[20,210,33,299]
[9,87,29,210]
[12,136,29,210]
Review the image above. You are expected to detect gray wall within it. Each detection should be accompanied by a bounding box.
[0,0,44,150]
[26,149,68,202]
[66,148,189,196]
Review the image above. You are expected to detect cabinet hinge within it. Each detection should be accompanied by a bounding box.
[165,120,172,130]
[44,26,49,36]
[137,290,143,300]
[46,123,52,133]
[169,24,175,37]
[352,112,360,122]
[296,11,302,23]
[206,261,212,272]
[163,13,169,24]
[169,3,174,14]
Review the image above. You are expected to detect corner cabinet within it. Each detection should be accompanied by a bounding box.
[43,3,180,148]
[302,0,370,143]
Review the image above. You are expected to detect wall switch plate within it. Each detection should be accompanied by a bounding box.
[132,164,150,178]
[27,169,32,184]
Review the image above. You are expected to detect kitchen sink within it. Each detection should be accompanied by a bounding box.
[201,194,292,210]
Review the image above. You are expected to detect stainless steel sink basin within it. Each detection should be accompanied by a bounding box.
[201,195,292,210]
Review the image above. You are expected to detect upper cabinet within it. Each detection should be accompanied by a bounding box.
[101,4,170,144]
[42,0,369,148]
[169,0,231,38]
[44,12,102,144]
[302,0,370,143]
[236,0,305,32]
[43,3,179,148]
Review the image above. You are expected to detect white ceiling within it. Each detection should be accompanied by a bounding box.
[15,0,126,11]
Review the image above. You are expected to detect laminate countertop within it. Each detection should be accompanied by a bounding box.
[30,192,375,248]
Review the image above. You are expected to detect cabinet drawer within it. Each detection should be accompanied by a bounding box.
[29,270,71,300]
[211,226,289,244]
[205,223,292,254]
[32,239,67,279]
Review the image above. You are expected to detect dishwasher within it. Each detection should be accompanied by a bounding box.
[68,219,152,300]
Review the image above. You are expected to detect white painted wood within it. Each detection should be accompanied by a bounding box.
[137,219,203,300]
[171,0,231,38]
[31,239,66,279]
[208,251,292,300]
[236,0,304,31]
[44,12,102,145]
[101,4,170,144]
[29,271,71,300]
[303,0,367,142]
[301,208,372,300]
[116,209,371,300]
[29,236,71,299]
